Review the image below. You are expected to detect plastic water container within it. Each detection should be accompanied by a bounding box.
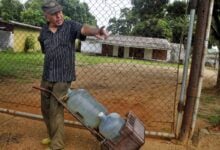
[98,112,125,141]
[66,89,108,129]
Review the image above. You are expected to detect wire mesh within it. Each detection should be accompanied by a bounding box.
[0,0,218,135]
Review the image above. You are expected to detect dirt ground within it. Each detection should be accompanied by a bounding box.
[0,64,219,149]
[0,113,219,150]
[0,64,180,132]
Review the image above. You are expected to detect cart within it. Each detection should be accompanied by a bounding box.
[33,86,145,150]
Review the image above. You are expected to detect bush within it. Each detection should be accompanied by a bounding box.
[24,35,35,53]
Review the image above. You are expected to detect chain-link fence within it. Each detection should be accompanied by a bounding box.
[0,0,219,137]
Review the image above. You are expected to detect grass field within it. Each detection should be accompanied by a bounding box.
[0,51,180,79]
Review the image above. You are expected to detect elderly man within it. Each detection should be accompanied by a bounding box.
[38,1,109,149]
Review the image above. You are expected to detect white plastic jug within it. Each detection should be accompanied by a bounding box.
[98,112,125,141]
[66,89,108,129]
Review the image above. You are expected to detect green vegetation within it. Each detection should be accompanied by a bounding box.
[107,1,188,43]
[0,51,44,79]
[208,115,220,126]
[0,0,97,26]
[77,53,180,68]
[199,91,220,126]
[0,51,180,80]
[24,35,36,53]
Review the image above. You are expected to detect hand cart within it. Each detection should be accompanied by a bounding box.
[33,86,145,150]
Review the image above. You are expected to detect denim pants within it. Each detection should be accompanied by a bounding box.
[40,80,71,150]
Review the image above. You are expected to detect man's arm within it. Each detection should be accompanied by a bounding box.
[81,25,109,40]
[38,32,45,54]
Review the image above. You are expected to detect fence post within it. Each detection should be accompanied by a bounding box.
[176,0,198,137]
[179,0,211,143]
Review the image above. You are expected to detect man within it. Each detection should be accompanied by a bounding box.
[38,1,109,149]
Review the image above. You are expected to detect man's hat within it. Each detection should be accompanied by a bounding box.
[42,0,63,15]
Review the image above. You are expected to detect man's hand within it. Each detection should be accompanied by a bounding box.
[81,25,110,40]
[95,26,110,40]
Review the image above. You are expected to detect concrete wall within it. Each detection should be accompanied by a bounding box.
[13,26,40,52]
[124,47,129,58]
[0,30,13,50]
[113,45,119,57]
[167,50,171,61]
[144,48,152,60]
[81,41,102,54]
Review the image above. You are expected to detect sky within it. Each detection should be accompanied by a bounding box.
[18,0,184,26]
[80,0,132,27]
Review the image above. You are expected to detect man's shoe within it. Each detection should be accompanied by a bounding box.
[41,137,51,145]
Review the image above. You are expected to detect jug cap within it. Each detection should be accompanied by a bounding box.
[98,112,105,118]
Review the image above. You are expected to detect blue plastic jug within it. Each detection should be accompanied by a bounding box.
[66,89,108,129]
[98,112,125,141]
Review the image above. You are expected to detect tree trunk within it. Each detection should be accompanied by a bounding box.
[216,43,220,90]
[179,0,210,143]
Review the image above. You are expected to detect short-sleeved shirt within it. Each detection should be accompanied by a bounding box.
[38,20,86,82]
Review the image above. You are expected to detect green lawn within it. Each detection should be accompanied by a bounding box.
[0,51,180,79]
[0,51,44,79]
[199,90,220,126]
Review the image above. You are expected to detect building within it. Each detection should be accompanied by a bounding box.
[206,46,219,69]
[0,19,41,52]
[81,35,183,62]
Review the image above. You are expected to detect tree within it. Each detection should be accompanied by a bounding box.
[21,0,45,26]
[131,18,172,39]
[107,0,187,42]
[57,0,97,26]
[107,8,134,35]
[107,0,171,38]
[20,0,97,27]
[0,0,23,21]
[211,0,220,89]
[166,1,188,43]
[131,0,168,20]
[131,0,170,38]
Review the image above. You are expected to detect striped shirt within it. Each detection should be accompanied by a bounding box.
[38,20,86,82]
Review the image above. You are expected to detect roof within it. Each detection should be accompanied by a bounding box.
[86,35,171,50]
[0,18,41,30]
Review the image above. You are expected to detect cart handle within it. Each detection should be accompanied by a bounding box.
[32,86,105,141]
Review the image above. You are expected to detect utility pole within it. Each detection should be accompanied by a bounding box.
[179,0,212,143]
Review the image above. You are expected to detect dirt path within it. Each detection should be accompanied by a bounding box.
[0,113,220,150]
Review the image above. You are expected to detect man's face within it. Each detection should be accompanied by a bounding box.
[45,11,64,27]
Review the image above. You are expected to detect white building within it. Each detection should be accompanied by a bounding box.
[81,35,184,63]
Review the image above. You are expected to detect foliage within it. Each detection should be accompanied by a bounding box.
[166,1,188,43]
[24,35,35,53]
[21,9,45,26]
[167,1,187,18]
[0,51,180,79]
[131,0,168,19]
[21,0,45,26]
[132,18,172,39]
[208,115,220,126]
[57,0,97,26]
[107,8,134,35]
[199,91,220,127]
[0,0,23,21]
[0,51,44,79]
[107,0,187,41]
[0,0,97,27]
